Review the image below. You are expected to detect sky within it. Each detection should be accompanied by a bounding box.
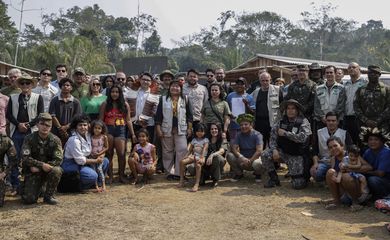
[6,0,390,49]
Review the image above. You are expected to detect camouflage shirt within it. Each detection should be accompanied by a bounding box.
[0,134,17,175]
[21,132,63,173]
[285,79,317,117]
[354,82,390,129]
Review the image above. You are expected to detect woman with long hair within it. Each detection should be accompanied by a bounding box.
[155,80,193,180]
[80,77,107,121]
[99,85,136,183]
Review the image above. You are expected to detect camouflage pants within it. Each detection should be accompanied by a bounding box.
[262,148,307,189]
[22,166,62,204]
[0,177,5,207]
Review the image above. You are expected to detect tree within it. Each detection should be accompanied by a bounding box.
[143,30,161,55]
[0,0,18,62]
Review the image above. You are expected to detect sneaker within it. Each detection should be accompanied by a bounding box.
[43,196,58,205]
[255,175,262,183]
[230,174,243,182]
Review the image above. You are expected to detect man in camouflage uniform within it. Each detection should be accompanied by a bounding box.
[0,134,17,207]
[262,99,312,189]
[285,64,317,118]
[354,65,390,132]
[21,113,63,205]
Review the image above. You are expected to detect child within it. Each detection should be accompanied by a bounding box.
[90,120,109,192]
[343,145,370,203]
[178,124,209,192]
[128,129,157,184]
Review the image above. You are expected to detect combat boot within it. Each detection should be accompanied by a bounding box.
[43,196,58,205]
[264,171,281,188]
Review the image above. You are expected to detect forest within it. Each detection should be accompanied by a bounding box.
[1,1,389,74]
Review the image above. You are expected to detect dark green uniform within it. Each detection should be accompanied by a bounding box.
[0,134,17,207]
[285,79,317,117]
[21,132,63,204]
[354,82,390,131]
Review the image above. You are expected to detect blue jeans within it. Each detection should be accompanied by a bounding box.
[62,157,109,189]
[314,162,330,182]
[10,130,30,190]
[367,176,390,200]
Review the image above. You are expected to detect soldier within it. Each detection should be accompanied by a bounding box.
[0,134,17,207]
[308,62,324,85]
[262,99,312,189]
[285,64,317,118]
[354,65,390,132]
[21,113,63,205]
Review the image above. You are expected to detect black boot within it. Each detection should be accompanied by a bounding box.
[264,171,281,188]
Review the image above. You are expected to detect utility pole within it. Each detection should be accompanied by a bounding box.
[14,0,24,65]
[10,0,43,66]
[135,0,140,57]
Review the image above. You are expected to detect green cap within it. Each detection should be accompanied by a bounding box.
[38,112,52,121]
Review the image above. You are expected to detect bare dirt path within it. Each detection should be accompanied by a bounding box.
[1,172,389,240]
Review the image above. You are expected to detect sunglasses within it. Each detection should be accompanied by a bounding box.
[20,81,31,86]
[117,78,125,81]
[92,83,101,86]
[41,72,52,76]
[56,69,66,73]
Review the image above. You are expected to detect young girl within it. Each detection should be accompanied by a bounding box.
[90,120,109,192]
[336,145,370,203]
[178,124,209,192]
[128,129,157,185]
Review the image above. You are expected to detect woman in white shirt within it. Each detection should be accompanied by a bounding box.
[61,114,109,190]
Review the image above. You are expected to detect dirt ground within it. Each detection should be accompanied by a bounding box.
[1,168,389,240]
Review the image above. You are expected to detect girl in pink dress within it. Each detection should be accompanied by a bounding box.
[128,128,157,184]
[90,120,109,192]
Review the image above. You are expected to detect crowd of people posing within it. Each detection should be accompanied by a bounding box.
[0,63,389,221]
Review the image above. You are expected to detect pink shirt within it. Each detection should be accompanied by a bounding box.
[0,93,9,135]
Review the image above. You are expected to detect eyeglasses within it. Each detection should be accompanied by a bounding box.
[92,83,101,86]
[20,81,31,86]
[56,69,66,73]
[117,78,125,81]
[41,72,52,76]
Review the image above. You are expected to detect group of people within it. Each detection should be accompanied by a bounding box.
[0,62,389,218]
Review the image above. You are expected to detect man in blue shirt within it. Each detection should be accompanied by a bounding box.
[226,114,264,183]
[361,127,390,199]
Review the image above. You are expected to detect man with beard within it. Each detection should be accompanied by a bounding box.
[308,62,324,85]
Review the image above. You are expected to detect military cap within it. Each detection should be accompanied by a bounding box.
[281,99,304,113]
[38,112,52,121]
[16,72,37,86]
[237,114,255,124]
[73,67,86,75]
[235,77,246,85]
[309,63,322,70]
[296,64,309,71]
[160,70,174,80]
[367,65,381,74]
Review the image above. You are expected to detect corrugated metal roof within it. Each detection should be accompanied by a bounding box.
[233,53,367,71]
[0,60,39,74]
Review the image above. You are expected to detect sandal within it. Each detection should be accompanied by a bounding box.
[325,203,340,210]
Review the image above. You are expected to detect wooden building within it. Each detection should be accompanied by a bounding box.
[225,53,368,84]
